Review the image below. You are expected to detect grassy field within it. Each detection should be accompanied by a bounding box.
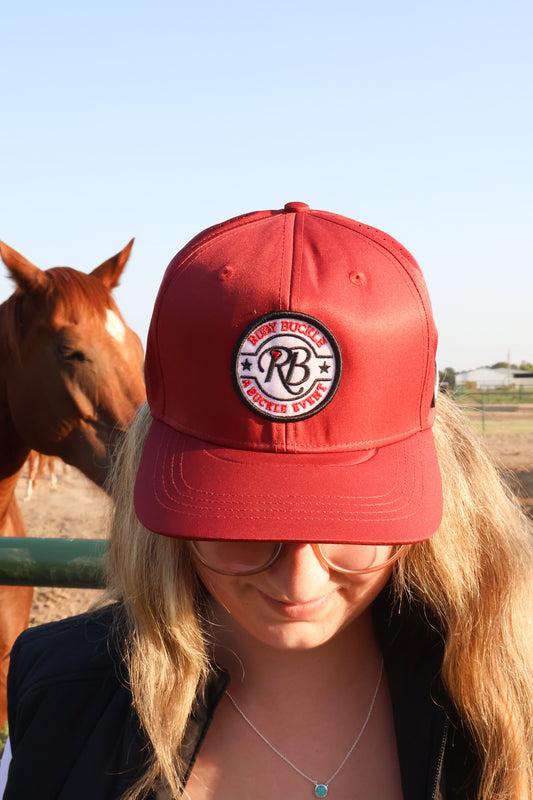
[460,412,533,436]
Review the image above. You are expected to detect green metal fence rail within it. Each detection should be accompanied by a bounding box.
[0,538,107,588]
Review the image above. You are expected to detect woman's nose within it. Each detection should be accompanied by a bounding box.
[266,543,331,602]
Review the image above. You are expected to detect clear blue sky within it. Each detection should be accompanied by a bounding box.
[1,0,531,372]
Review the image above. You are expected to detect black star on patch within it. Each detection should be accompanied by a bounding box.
[319,362,330,374]
[241,358,252,371]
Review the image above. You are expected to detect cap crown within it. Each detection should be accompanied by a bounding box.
[145,204,437,454]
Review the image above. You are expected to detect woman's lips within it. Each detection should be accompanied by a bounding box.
[258,590,335,620]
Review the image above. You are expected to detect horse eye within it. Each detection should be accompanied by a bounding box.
[58,345,87,362]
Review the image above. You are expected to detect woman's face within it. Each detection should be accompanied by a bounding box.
[193,542,395,652]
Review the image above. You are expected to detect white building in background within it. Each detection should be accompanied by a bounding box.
[513,371,533,388]
[455,368,511,389]
[455,368,533,390]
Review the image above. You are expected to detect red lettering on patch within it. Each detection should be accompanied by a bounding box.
[292,382,327,413]
[248,321,278,346]
[278,319,326,347]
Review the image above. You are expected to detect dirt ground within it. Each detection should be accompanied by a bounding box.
[14,465,112,626]
[461,404,533,518]
[12,406,533,628]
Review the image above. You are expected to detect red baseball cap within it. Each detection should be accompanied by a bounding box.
[134,202,442,544]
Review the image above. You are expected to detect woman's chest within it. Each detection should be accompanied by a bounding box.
[182,689,404,800]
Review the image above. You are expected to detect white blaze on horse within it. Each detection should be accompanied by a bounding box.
[0,240,146,728]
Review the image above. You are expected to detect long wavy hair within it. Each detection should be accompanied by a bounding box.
[105,396,533,800]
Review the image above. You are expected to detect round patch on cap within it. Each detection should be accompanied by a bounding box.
[233,312,342,421]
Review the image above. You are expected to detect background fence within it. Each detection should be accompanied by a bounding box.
[0,538,106,588]
[449,387,533,436]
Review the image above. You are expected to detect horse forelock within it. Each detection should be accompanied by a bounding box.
[44,267,117,325]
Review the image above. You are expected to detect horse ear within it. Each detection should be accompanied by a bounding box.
[0,241,49,293]
[91,238,134,290]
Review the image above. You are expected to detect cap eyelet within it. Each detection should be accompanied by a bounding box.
[349,271,366,286]
[218,266,234,281]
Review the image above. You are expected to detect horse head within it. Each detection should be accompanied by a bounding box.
[0,240,146,487]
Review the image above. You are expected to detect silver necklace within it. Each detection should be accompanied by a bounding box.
[225,659,383,798]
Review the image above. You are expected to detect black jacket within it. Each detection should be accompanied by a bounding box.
[4,599,478,799]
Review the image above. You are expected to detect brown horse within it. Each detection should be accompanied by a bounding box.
[0,239,146,727]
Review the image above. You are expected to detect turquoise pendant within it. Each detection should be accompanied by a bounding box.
[314,785,328,798]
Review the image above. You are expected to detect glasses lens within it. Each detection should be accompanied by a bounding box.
[319,543,404,573]
[191,540,280,575]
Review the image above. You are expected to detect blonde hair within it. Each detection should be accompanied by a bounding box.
[106,396,533,800]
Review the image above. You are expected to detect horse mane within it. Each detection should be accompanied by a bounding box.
[1,267,116,364]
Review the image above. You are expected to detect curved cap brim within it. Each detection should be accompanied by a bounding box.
[134,419,443,545]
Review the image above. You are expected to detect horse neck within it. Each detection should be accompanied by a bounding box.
[0,297,16,398]
[0,404,29,482]
[0,294,16,356]
[0,470,24,528]
[0,300,30,481]
[0,328,27,526]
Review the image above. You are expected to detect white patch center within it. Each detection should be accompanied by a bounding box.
[106,309,126,343]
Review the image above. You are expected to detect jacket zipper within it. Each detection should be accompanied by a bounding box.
[430,717,450,800]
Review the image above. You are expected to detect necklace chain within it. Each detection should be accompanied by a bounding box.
[225,659,384,797]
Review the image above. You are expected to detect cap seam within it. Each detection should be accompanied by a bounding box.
[155,416,426,450]
[174,439,414,505]
[279,214,292,450]
[367,242,431,424]
[309,211,418,270]
[173,210,281,268]
[300,211,432,426]
[287,208,305,452]
[148,438,426,523]
[153,435,418,508]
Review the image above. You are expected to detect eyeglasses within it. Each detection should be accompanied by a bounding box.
[189,540,406,576]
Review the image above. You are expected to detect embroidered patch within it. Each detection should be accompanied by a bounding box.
[233,312,341,421]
